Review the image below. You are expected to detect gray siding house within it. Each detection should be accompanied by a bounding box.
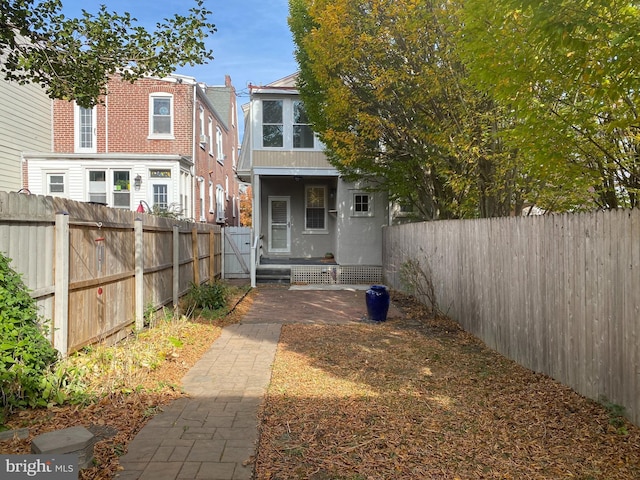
[237,74,388,285]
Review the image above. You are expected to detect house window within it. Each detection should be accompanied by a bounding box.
[353,193,373,217]
[262,100,283,147]
[88,170,107,204]
[112,171,131,209]
[209,181,214,214]
[208,117,214,155]
[150,169,171,178]
[75,104,96,153]
[198,179,205,221]
[198,106,206,148]
[293,100,314,148]
[149,93,173,137]
[153,184,168,210]
[216,126,224,163]
[47,174,66,195]
[216,184,225,223]
[305,186,326,230]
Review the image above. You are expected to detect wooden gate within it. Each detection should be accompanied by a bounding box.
[223,227,251,279]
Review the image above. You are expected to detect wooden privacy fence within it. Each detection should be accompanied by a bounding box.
[0,192,221,355]
[383,209,640,425]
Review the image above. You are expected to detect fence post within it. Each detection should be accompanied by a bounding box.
[54,211,69,356]
[134,218,144,330]
[173,225,179,307]
[192,226,200,285]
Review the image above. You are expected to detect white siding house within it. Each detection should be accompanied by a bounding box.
[0,78,52,192]
[24,153,192,214]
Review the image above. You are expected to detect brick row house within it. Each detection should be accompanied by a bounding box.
[24,73,241,225]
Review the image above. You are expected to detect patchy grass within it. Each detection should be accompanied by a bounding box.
[256,294,640,480]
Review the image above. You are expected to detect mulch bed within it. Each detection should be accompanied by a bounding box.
[255,293,640,479]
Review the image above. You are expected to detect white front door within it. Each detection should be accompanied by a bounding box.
[268,196,290,253]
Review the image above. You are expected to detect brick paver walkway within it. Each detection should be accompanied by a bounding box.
[117,285,399,480]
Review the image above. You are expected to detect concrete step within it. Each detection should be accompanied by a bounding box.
[256,267,291,284]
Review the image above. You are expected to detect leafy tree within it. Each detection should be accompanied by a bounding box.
[0,0,216,107]
[461,0,640,210]
[240,186,252,227]
[289,0,533,219]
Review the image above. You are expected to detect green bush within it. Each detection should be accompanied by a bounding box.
[0,252,59,413]
[183,281,230,314]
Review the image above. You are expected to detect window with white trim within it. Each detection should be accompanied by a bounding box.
[87,170,107,204]
[47,173,66,196]
[293,100,314,148]
[352,192,373,217]
[112,170,131,209]
[216,126,224,163]
[208,117,214,155]
[153,184,168,210]
[305,186,326,230]
[262,100,283,147]
[87,169,133,208]
[216,185,225,223]
[149,93,173,137]
[198,179,205,222]
[209,181,214,214]
[198,106,205,148]
[75,104,96,153]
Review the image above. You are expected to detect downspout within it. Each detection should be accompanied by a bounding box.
[104,84,109,152]
[192,82,198,220]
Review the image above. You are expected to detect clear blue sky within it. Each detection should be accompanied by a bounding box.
[61,0,299,107]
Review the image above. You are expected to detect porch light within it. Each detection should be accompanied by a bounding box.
[134,174,142,189]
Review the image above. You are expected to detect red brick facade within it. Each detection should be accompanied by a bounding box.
[52,75,240,225]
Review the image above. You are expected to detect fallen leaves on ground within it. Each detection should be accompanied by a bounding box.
[256,292,640,480]
[0,287,254,480]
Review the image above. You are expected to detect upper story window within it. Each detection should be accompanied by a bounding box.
[208,117,214,156]
[149,93,173,138]
[74,104,96,153]
[293,101,314,148]
[198,106,206,148]
[262,100,283,147]
[216,126,224,163]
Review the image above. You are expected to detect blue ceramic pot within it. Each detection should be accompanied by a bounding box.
[366,285,390,321]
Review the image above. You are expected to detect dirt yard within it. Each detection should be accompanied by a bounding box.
[255,293,640,479]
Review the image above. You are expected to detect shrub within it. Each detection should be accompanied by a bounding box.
[182,281,230,315]
[0,252,59,414]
